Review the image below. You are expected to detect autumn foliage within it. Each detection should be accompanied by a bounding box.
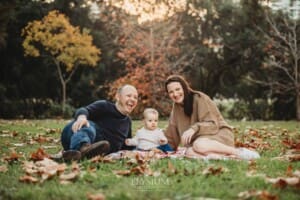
[105,17,182,117]
[21,10,101,112]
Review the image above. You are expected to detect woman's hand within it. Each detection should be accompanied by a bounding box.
[72,115,89,133]
[181,128,195,146]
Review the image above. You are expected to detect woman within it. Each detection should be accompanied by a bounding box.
[164,75,260,160]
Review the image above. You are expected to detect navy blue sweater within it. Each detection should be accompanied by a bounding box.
[74,100,133,153]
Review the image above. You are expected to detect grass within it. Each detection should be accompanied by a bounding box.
[0,119,299,200]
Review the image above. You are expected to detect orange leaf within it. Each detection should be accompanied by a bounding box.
[0,165,8,173]
[4,150,22,163]
[19,175,39,183]
[30,147,49,161]
[87,193,106,200]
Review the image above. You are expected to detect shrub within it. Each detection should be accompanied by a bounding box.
[214,97,274,120]
[0,98,75,119]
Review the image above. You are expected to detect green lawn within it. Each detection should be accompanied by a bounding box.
[0,119,299,200]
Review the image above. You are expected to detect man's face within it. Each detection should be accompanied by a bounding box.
[116,85,138,115]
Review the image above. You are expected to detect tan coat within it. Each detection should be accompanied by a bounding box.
[164,92,234,150]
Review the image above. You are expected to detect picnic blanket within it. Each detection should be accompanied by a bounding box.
[50,147,237,161]
[105,147,237,161]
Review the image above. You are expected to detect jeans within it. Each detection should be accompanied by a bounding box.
[157,144,174,152]
[61,120,99,151]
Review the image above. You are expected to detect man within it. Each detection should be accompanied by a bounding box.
[60,84,138,161]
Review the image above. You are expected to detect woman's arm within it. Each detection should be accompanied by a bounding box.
[164,111,181,149]
[190,94,220,136]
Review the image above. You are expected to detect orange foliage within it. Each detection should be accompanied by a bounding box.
[106,18,181,117]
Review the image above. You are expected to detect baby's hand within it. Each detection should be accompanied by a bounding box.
[159,139,167,145]
[125,139,130,145]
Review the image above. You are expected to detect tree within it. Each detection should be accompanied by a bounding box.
[22,10,101,112]
[251,9,300,120]
[97,0,187,117]
[0,1,15,49]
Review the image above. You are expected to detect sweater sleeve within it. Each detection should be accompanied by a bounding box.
[190,95,219,136]
[121,120,135,150]
[74,100,107,120]
[164,110,181,150]
[74,107,89,119]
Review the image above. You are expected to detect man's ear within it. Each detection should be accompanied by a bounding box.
[115,93,120,101]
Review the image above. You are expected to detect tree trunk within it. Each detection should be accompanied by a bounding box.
[54,60,66,115]
[297,90,300,121]
[62,81,66,114]
[150,26,154,68]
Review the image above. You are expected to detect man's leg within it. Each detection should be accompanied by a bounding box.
[61,120,96,161]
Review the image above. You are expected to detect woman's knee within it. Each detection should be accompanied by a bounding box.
[185,147,194,157]
[192,138,212,154]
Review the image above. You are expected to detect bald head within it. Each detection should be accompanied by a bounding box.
[117,84,137,95]
[115,84,138,115]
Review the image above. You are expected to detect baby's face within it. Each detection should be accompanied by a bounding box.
[144,113,158,131]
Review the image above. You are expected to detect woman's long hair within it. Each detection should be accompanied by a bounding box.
[165,75,195,116]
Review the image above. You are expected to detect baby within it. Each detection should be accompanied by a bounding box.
[125,108,173,152]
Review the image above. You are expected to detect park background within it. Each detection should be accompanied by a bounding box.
[0,0,300,121]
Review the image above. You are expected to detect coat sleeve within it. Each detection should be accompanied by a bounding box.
[190,95,220,136]
[163,110,181,150]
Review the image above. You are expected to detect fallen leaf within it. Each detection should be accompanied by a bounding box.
[4,150,22,163]
[0,165,8,173]
[59,171,79,181]
[30,147,49,161]
[238,190,278,200]
[12,143,25,147]
[113,169,131,176]
[202,166,228,176]
[87,193,106,200]
[19,175,39,183]
[265,177,300,188]
[21,158,68,183]
[90,155,116,163]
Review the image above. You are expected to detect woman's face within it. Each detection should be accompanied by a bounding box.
[166,82,184,104]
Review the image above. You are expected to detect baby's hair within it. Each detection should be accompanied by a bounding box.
[143,108,159,119]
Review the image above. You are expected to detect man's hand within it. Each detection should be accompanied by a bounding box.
[181,128,195,146]
[72,115,89,133]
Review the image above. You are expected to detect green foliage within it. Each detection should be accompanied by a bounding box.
[45,102,75,118]
[0,0,298,120]
[215,97,274,120]
[0,98,75,119]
